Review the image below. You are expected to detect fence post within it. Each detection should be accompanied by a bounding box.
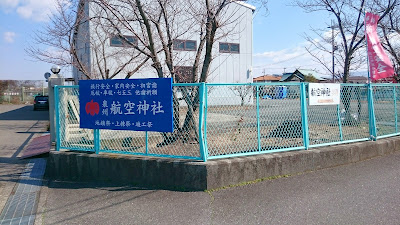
[300,83,310,149]
[337,104,343,141]
[145,131,148,155]
[55,86,61,151]
[94,129,100,154]
[198,82,208,162]
[368,83,377,140]
[204,85,209,157]
[394,86,398,133]
[256,85,261,151]
[48,74,64,144]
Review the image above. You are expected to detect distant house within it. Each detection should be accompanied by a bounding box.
[374,76,396,83]
[279,69,328,83]
[347,76,368,83]
[253,75,282,83]
[280,71,303,82]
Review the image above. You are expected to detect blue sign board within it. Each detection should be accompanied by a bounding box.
[79,78,173,132]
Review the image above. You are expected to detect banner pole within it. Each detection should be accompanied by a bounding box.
[364,11,377,140]
[364,11,372,84]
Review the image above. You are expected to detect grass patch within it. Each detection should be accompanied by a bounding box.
[204,174,293,206]
[205,174,292,198]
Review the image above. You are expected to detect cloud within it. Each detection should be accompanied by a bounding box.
[252,43,333,78]
[253,44,315,70]
[1,0,60,22]
[254,46,309,63]
[0,0,19,9]
[4,31,16,43]
[17,0,60,22]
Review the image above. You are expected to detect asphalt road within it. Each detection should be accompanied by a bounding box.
[2,104,400,225]
[38,150,400,225]
[0,104,49,214]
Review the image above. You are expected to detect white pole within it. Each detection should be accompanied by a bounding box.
[331,20,335,83]
[364,11,372,84]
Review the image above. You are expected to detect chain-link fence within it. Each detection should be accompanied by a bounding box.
[56,86,95,152]
[373,84,400,138]
[205,83,304,159]
[55,83,400,161]
[0,80,48,104]
[307,84,370,147]
[56,84,204,160]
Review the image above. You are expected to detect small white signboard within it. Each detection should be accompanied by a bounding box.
[309,83,340,105]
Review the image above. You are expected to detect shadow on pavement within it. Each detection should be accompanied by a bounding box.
[0,105,49,121]
[0,105,50,201]
[40,180,160,224]
[48,180,151,191]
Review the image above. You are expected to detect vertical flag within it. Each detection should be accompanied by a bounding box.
[365,12,395,81]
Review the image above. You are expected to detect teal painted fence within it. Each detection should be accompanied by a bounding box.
[55,83,400,161]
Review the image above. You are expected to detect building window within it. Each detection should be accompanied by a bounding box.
[173,40,197,51]
[219,42,240,53]
[110,35,137,47]
[174,66,193,83]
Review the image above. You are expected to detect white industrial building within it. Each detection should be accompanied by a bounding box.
[72,0,255,105]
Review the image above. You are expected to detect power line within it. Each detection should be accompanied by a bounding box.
[253,46,319,68]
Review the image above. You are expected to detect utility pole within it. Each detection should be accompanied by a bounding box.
[331,21,335,83]
[328,20,338,83]
[21,87,25,102]
[7,83,10,103]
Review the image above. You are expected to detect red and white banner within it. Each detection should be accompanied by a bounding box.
[365,12,395,81]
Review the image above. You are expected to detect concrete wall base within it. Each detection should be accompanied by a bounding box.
[45,136,400,191]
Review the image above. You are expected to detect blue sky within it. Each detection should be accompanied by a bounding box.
[0,0,332,80]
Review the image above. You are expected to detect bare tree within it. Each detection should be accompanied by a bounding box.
[0,80,19,104]
[295,0,398,125]
[89,0,268,145]
[296,0,397,83]
[0,81,8,103]
[230,85,253,106]
[93,0,267,81]
[29,0,268,82]
[26,0,149,80]
[378,2,400,80]
[380,29,400,81]
[29,0,268,146]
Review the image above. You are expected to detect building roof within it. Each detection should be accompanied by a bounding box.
[297,69,328,81]
[280,72,304,82]
[279,69,329,82]
[279,73,291,82]
[253,75,282,82]
[235,1,256,11]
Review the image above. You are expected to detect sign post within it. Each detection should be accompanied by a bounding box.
[308,83,340,106]
[79,78,173,133]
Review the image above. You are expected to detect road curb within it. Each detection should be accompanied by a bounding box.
[45,136,400,191]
